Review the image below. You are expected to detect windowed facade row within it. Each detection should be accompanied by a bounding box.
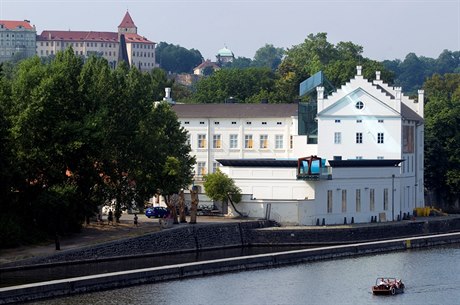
[333,132,384,144]
[196,161,221,176]
[182,120,284,126]
[39,41,118,48]
[334,119,384,123]
[194,134,286,149]
[326,188,389,213]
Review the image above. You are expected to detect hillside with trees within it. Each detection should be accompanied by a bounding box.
[383,50,460,95]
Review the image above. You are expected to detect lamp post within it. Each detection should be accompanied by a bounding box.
[392,174,395,221]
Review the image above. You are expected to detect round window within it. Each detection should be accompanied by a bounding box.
[355,101,364,109]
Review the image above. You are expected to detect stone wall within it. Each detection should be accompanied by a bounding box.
[4,217,460,268]
[248,217,460,245]
[3,221,272,267]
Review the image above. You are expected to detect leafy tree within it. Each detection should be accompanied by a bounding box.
[424,73,460,209]
[224,56,252,69]
[252,44,284,70]
[203,170,242,215]
[141,102,195,223]
[275,33,390,102]
[382,50,459,95]
[155,42,203,73]
[203,169,241,203]
[1,48,193,246]
[192,67,276,103]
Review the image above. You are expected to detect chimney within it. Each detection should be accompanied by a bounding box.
[356,66,362,77]
[317,86,325,112]
[375,71,381,80]
[394,87,402,113]
[417,90,424,118]
[163,87,174,104]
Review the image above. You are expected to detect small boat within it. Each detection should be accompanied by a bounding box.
[372,277,405,295]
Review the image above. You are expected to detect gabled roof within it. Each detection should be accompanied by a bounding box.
[119,11,136,28]
[320,69,423,122]
[124,33,154,44]
[401,103,423,122]
[194,60,220,71]
[38,30,118,42]
[318,87,401,117]
[172,103,298,118]
[0,20,34,30]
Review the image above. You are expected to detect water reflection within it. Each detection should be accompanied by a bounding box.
[26,244,460,305]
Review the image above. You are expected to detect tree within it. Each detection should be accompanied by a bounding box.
[252,44,284,70]
[155,42,203,73]
[203,170,242,215]
[192,67,276,103]
[136,102,195,224]
[276,33,391,102]
[224,56,252,69]
[424,73,460,209]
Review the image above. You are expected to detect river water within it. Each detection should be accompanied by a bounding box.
[27,244,460,305]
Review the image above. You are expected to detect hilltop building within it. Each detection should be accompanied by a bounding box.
[193,46,235,76]
[172,66,424,225]
[0,20,36,63]
[36,11,156,71]
[216,46,234,65]
[193,59,220,75]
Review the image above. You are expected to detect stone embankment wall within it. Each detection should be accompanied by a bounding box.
[3,221,272,267]
[3,217,460,268]
[248,217,460,245]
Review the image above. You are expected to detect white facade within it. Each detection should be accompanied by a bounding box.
[173,66,424,225]
[317,66,424,209]
[172,103,317,189]
[223,161,410,226]
[0,20,36,63]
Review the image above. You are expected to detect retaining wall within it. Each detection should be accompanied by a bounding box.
[2,221,272,268]
[1,232,460,304]
[248,217,460,245]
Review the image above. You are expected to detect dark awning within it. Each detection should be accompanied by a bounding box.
[217,159,298,168]
[328,159,403,168]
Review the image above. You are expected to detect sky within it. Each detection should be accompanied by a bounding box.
[1,0,459,62]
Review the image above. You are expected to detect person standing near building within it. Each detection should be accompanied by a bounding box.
[108,210,114,225]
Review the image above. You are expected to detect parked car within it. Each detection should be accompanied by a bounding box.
[145,207,170,218]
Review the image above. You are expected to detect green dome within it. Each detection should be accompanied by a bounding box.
[217,47,234,57]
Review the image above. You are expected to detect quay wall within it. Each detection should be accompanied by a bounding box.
[3,217,460,268]
[1,232,460,304]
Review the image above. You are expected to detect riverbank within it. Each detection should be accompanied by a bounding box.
[2,215,460,268]
[1,232,460,304]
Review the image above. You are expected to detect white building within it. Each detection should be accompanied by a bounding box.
[36,12,156,71]
[316,66,424,212]
[0,20,36,63]
[173,66,424,225]
[172,102,317,190]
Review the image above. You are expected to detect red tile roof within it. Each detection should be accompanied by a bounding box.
[0,20,34,30]
[38,31,118,42]
[118,11,136,28]
[124,33,154,44]
[194,60,219,70]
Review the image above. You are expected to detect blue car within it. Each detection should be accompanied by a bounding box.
[145,207,170,218]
